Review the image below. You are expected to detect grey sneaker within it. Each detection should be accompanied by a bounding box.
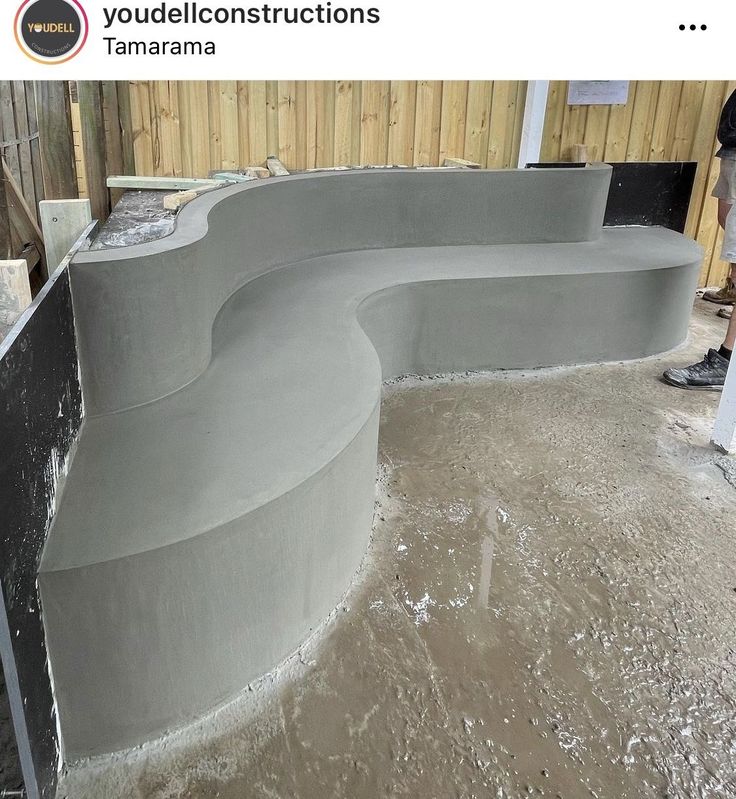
[662,349,730,391]
[718,307,732,320]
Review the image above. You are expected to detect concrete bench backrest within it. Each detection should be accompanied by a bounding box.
[71,166,611,415]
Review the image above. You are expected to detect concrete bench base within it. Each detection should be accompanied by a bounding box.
[37,168,702,759]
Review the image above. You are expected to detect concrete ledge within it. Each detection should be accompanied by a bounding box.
[37,167,703,758]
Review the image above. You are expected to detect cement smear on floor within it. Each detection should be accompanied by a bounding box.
[58,300,736,799]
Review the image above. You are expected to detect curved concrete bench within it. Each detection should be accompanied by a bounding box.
[38,167,702,759]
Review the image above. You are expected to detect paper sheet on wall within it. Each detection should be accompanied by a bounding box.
[567,81,630,105]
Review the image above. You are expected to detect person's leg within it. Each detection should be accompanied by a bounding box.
[703,176,736,303]
[719,200,736,290]
[722,201,736,340]
[718,198,733,229]
[724,298,736,351]
[663,204,736,390]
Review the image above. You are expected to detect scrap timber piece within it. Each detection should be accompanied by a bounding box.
[163,191,199,211]
[0,258,32,334]
[442,157,481,168]
[244,167,271,179]
[266,156,290,177]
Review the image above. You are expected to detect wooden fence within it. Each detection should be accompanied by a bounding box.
[120,80,528,176]
[542,80,736,287]
[25,79,736,289]
[0,81,49,281]
[1,81,79,282]
[0,81,44,225]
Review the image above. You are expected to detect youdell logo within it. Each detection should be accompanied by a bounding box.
[15,0,88,63]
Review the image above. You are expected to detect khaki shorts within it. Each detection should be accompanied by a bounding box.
[712,156,736,203]
[712,158,736,262]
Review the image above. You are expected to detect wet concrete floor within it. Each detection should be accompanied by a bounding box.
[59,300,736,799]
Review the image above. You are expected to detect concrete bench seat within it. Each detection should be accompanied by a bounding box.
[37,167,702,759]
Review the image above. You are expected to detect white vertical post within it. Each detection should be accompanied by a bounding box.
[517,80,550,168]
[39,199,92,274]
[712,361,736,453]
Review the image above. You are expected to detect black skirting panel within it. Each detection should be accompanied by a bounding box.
[527,161,698,233]
[0,266,83,799]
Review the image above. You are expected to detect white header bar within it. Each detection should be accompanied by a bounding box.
[2,0,730,79]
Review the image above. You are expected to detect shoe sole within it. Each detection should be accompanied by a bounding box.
[661,375,723,391]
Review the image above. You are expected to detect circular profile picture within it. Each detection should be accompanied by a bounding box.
[14,0,88,64]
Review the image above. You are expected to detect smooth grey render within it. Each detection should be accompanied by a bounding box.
[38,166,702,759]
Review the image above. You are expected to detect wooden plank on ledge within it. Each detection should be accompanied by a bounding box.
[106,176,222,190]
[211,172,257,183]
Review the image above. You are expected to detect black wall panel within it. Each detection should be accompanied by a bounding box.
[0,267,83,799]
